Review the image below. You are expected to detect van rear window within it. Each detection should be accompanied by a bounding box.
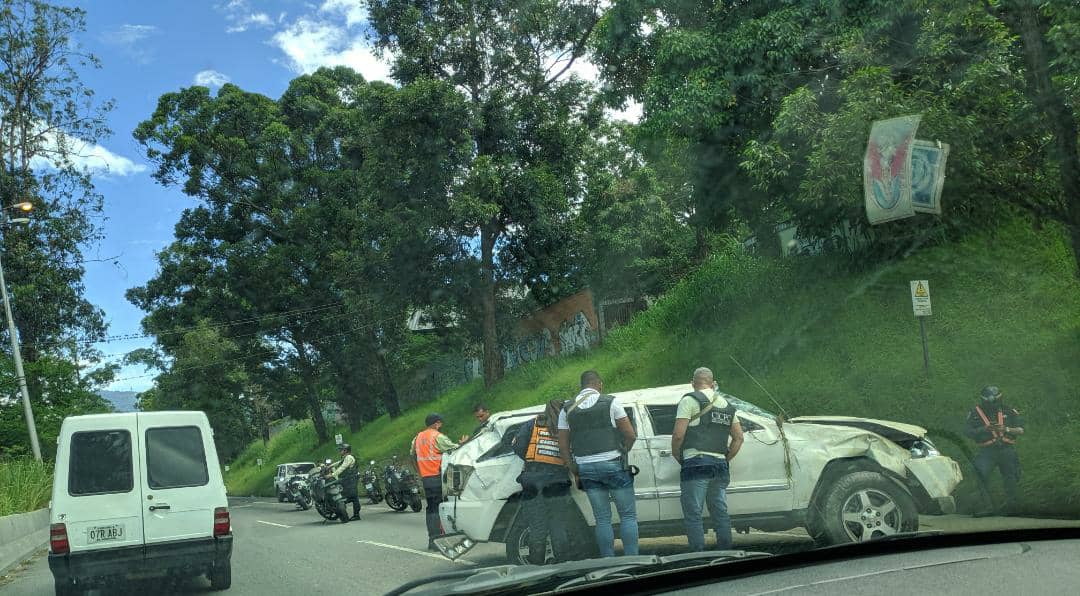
[69,430,133,496]
[145,426,209,489]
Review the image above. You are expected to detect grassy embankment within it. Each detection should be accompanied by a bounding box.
[0,457,52,516]
[226,218,1080,517]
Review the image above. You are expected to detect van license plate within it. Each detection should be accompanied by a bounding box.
[88,525,124,543]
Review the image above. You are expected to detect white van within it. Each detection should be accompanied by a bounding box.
[47,411,232,595]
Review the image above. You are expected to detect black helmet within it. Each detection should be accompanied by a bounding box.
[339,443,352,452]
[425,413,443,426]
[980,386,1002,402]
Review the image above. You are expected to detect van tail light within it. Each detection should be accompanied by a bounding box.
[50,523,70,554]
[213,507,231,537]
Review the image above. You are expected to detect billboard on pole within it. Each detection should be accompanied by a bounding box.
[864,114,922,224]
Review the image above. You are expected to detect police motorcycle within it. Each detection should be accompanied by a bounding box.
[310,458,351,523]
[383,456,423,512]
[362,460,384,504]
[286,473,312,511]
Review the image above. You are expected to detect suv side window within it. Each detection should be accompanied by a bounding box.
[738,416,764,433]
[646,405,677,436]
[277,465,284,479]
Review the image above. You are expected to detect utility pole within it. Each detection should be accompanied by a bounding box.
[0,237,41,460]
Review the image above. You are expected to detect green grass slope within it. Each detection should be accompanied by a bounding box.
[226,218,1080,517]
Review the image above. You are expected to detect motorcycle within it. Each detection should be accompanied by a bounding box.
[362,460,383,505]
[309,459,350,523]
[286,474,312,511]
[383,456,423,513]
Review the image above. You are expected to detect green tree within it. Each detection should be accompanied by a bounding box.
[367,0,605,385]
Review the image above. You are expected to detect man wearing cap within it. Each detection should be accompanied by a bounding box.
[411,413,459,550]
[329,443,362,520]
[965,385,1025,516]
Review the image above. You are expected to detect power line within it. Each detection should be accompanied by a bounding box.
[105,316,378,385]
[24,301,347,351]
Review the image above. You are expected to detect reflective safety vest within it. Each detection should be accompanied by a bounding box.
[975,405,1016,447]
[524,422,564,466]
[414,428,443,478]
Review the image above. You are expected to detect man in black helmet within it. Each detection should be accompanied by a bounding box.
[965,385,1025,516]
[330,443,362,520]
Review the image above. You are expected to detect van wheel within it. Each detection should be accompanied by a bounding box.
[815,471,918,545]
[210,562,232,590]
[277,491,286,503]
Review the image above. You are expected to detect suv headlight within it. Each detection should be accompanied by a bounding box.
[909,439,940,459]
[444,464,474,497]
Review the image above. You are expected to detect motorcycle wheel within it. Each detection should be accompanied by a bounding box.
[409,495,422,513]
[316,500,337,521]
[386,492,408,512]
[297,496,311,511]
[335,501,350,523]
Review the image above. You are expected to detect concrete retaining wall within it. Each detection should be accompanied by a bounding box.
[0,508,48,575]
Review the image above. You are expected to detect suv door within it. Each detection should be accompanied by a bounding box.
[139,413,218,544]
[645,403,793,521]
[59,417,144,553]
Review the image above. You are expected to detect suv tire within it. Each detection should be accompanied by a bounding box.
[504,508,599,564]
[814,471,918,545]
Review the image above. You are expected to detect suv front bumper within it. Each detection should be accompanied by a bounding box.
[49,535,233,587]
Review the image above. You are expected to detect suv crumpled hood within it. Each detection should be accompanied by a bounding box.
[788,416,927,445]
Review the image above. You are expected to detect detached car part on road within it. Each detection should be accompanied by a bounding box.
[48,411,233,595]
[438,385,962,564]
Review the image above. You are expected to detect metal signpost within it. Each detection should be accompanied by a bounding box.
[910,280,932,375]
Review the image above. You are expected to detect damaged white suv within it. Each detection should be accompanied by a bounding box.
[438,384,962,564]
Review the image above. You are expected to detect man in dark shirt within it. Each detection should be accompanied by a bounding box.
[965,385,1025,516]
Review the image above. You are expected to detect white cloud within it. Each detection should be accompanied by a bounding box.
[219,0,274,33]
[193,69,231,88]
[272,18,391,82]
[29,130,147,178]
[608,100,643,124]
[101,24,159,64]
[319,0,368,27]
[103,24,158,46]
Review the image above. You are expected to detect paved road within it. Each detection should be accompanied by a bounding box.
[2,499,1076,596]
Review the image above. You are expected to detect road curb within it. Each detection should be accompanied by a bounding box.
[0,509,49,576]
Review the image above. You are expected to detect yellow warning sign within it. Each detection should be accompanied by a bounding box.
[910,280,932,316]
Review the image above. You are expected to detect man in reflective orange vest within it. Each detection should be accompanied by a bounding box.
[510,399,573,564]
[965,386,1025,516]
[411,413,459,550]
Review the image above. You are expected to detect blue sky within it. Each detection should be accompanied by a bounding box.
[69,0,637,392]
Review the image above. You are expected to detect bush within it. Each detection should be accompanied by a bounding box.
[0,457,52,516]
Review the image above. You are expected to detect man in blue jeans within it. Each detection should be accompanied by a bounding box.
[557,370,639,557]
[671,367,744,551]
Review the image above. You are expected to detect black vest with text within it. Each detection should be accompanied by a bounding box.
[682,392,736,456]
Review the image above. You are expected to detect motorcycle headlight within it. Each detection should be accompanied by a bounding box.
[909,439,940,459]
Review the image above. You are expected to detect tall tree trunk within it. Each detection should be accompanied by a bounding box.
[1006,1,1080,274]
[292,337,329,443]
[480,219,504,387]
[375,348,402,418]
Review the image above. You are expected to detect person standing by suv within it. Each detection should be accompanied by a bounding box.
[671,367,744,551]
[557,370,639,557]
[511,398,574,564]
[965,385,1025,516]
[412,413,459,550]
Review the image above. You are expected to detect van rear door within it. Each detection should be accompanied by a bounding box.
[138,412,226,544]
[56,414,145,553]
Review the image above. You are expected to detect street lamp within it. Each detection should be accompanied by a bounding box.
[1,202,40,460]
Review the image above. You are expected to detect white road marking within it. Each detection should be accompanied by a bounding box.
[356,540,476,566]
[256,520,292,528]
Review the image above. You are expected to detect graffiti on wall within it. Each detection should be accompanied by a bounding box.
[558,311,596,356]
